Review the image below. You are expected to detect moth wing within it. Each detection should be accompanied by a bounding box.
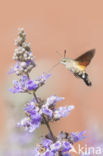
[75,49,95,67]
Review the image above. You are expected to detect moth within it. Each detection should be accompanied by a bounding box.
[60,49,95,86]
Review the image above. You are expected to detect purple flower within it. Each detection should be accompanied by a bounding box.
[9,73,51,94]
[18,95,75,133]
[44,150,55,156]
[50,141,62,152]
[50,140,72,153]
[33,147,55,156]
[41,95,64,118]
[33,136,73,155]
[31,111,41,124]
[57,131,67,140]
[70,131,86,143]
[9,60,35,76]
[42,106,53,118]
[24,99,36,113]
[17,117,41,133]
[37,73,51,81]
[9,75,38,93]
[62,141,72,152]
[45,95,64,107]
[36,73,51,86]
[17,110,41,133]
[62,153,71,156]
[54,105,74,119]
[57,131,86,145]
[42,138,53,148]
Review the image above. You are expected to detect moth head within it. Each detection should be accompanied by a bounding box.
[60,58,68,65]
[60,49,68,65]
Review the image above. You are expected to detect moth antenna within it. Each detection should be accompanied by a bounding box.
[56,51,63,57]
[64,49,66,58]
[47,62,60,73]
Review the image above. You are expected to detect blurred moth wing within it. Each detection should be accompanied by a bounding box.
[75,49,95,70]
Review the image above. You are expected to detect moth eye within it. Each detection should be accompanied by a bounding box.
[63,60,66,62]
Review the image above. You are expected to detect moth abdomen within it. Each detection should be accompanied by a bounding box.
[78,72,92,86]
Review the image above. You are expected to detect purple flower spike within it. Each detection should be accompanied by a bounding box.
[9,29,86,156]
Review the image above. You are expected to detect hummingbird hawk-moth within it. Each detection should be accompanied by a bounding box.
[60,49,95,86]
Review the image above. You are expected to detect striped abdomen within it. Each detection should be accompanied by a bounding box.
[77,72,92,86]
